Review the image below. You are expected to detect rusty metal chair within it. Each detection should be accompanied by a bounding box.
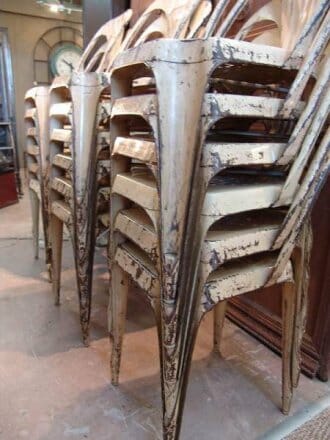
[48,0,216,345]
[24,87,51,278]
[108,3,329,438]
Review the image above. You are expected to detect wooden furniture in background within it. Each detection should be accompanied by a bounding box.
[0,171,18,208]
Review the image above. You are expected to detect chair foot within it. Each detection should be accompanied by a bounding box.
[47,263,52,283]
[282,281,295,415]
[80,317,90,347]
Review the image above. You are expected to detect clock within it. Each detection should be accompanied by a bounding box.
[49,43,82,76]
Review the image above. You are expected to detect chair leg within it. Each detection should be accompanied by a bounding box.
[41,203,52,282]
[213,300,227,354]
[282,281,296,415]
[292,219,312,388]
[72,197,96,346]
[29,189,39,260]
[109,264,129,385]
[70,73,104,346]
[50,214,63,306]
[161,317,200,440]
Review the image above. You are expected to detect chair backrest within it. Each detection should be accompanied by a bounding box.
[75,0,255,75]
[77,10,133,73]
[117,0,210,53]
[280,0,324,51]
[236,0,329,58]
[25,86,50,175]
[269,122,329,285]
[76,1,214,74]
[235,0,282,45]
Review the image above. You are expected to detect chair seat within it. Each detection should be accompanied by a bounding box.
[51,200,72,224]
[26,144,40,156]
[99,213,110,227]
[202,252,293,311]
[112,37,295,73]
[112,173,159,211]
[24,108,37,120]
[204,179,284,220]
[113,136,156,163]
[52,176,110,203]
[112,172,287,223]
[50,102,72,121]
[27,162,39,175]
[115,208,158,261]
[52,154,110,179]
[51,199,108,229]
[114,241,293,311]
[29,178,41,199]
[52,153,72,170]
[115,242,159,299]
[112,136,286,177]
[114,206,284,272]
[51,128,72,143]
[52,176,72,199]
[26,127,37,138]
[111,93,303,122]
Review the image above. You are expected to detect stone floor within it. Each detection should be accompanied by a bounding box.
[0,191,329,440]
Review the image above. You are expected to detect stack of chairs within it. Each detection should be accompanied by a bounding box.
[48,0,243,344]
[48,11,133,344]
[24,87,52,278]
[108,2,329,439]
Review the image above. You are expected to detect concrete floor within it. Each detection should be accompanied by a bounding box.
[0,191,329,440]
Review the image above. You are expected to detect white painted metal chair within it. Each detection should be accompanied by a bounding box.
[48,14,127,343]
[24,87,51,278]
[48,0,217,345]
[26,0,267,346]
[108,3,329,438]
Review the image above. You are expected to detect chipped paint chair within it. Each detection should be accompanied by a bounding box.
[48,0,219,345]
[24,87,52,278]
[48,18,126,344]
[108,4,329,438]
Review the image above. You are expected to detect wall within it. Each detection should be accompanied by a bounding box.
[0,0,82,166]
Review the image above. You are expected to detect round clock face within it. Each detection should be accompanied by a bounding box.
[50,44,82,76]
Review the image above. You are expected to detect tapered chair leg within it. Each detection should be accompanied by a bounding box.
[281,281,296,415]
[76,256,94,347]
[109,263,129,385]
[73,200,97,346]
[41,206,52,282]
[161,319,200,440]
[50,214,63,306]
[70,72,105,346]
[149,55,211,439]
[213,300,227,354]
[292,219,312,388]
[29,189,40,260]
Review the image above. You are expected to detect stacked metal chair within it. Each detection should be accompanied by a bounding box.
[48,0,215,345]
[24,87,52,277]
[108,2,329,438]
[48,11,132,345]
